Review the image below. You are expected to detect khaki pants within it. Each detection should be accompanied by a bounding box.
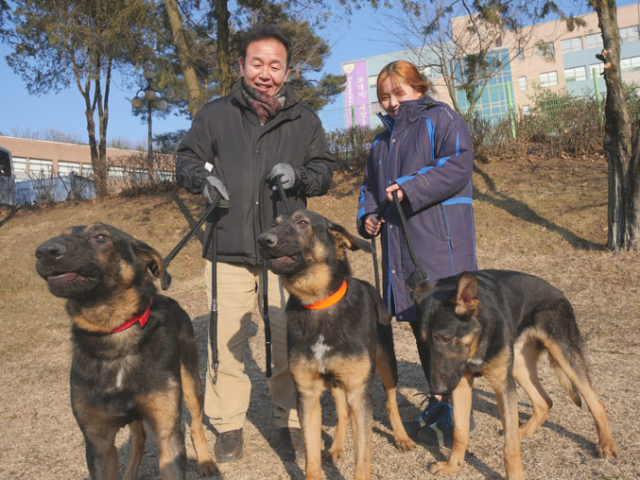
[204,260,299,433]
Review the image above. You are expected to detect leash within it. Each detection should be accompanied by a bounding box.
[258,172,293,379]
[390,190,430,291]
[162,194,223,383]
[370,199,390,296]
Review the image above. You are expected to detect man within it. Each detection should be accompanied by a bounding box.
[175,24,335,463]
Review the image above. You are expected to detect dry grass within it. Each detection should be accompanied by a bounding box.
[0,153,639,479]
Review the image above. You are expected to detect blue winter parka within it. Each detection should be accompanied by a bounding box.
[357,95,477,322]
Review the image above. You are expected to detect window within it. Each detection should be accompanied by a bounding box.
[515,48,525,61]
[586,33,603,50]
[536,42,555,58]
[29,159,53,174]
[368,75,378,87]
[564,66,587,82]
[621,56,640,72]
[590,63,605,77]
[58,161,80,175]
[522,106,531,115]
[108,166,125,179]
[129,168,149,183]
[81,164,93,177]
[158,170,173,182]
[13,157,27,173]
[519,76,527,90]
[540,71,558,87]
[620,26,640,44]
[561,37,583,53]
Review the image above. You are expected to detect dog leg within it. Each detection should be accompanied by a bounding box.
[429,373,473,476]
[299,389,324,480]
[345,384,372,480]
[122,421,146,480]
[140,389,187,480]
[324,385,348,462]
[493,376,525,480]
[512,338,552,438]
[545,340,618,459]
[375,347,415,451]
[180,365,219,476]
[74,406,121,480]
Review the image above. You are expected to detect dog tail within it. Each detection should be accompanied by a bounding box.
[548,354,582,407]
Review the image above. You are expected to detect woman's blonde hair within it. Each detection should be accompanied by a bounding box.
[376,60,432,102]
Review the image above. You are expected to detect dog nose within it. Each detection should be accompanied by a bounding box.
[257,232,278,249]
[36,241,67,261]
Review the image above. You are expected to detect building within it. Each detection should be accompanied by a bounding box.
[320,3,640,131]
[0,136,174,182]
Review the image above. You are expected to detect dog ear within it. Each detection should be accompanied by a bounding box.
[133,239,172,290]
[328,224,373,254]
[407,279,432,304]
[454,272,479,318]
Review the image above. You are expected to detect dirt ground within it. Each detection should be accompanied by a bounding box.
[1,152,639,480]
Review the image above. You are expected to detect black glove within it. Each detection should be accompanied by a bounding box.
[268,163,297,191]
[201,175,229,205]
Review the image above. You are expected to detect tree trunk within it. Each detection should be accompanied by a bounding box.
[593,0,640,250]
[214,0,232,97]
[164,0,206,115]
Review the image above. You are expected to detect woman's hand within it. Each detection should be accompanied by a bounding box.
[386,183,405,202]
[364,214,385,237]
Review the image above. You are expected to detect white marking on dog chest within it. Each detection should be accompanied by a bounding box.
[115,367,125,389]
[312,335,332,373]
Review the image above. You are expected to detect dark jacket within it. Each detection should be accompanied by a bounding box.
[357,95,477,322]
[176,79,335,264]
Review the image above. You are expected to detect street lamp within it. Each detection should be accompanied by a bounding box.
[131,68,168,182]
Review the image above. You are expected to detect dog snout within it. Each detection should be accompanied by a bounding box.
[36,241,68,261]
[257,232,278,249]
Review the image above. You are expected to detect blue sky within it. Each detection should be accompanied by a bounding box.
[0,1,635,146]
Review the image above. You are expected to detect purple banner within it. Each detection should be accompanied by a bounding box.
[343,61,370,128]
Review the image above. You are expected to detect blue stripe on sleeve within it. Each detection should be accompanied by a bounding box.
[436,156,450,167]
[442,197,472,205]
[456,131,460,156]
[396,175,413,185]
[357,206,366,219]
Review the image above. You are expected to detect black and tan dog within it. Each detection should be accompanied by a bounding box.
[35,223,217,480]
[409,269,618,480]
[257,209,415,480]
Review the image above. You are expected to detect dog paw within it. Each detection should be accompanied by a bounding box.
[429,460,461,476]
[598,440,619,459]
[394,435,416,451]
[323,447,344,463]
[197,459,220,477]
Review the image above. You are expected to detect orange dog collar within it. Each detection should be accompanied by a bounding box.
[303,280,347,310]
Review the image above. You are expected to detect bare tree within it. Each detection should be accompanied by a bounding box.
[591,0,639,250]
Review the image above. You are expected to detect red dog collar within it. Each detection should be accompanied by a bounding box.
[303,281,347,310]
[108,298,153,334]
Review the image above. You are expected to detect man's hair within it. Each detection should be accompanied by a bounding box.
[241,24,292,69]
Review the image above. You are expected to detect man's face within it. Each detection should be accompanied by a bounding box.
[240,37,290,97]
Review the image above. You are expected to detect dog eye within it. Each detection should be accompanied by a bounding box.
[297,219,309,226]
[434,332,452,344]
[94,234,109,242]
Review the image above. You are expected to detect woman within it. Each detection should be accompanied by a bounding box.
[357,60,477,446]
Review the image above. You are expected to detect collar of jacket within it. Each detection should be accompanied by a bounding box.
[378,95,438,135]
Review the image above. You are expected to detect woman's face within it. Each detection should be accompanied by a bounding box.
[378,77,422,119]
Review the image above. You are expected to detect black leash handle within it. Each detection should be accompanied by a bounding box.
[163,197,219,269]
[371,199,391,295]
[261,259,272,378]
[274,174,293,214]
[392,190,421,269]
